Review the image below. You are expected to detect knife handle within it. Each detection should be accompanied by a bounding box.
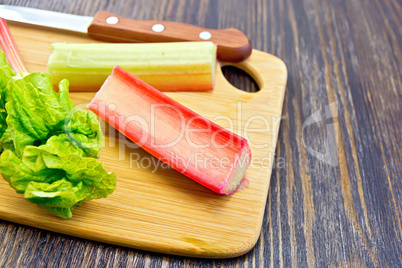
[87,11,252,62]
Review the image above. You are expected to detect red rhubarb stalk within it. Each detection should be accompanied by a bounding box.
[88,66,251,195]
[0,18,27,74]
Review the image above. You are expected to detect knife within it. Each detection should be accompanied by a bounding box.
[0,5,252,62]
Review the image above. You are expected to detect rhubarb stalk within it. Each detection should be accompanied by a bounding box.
[88,66,251,195]
[48,42,217,92]
[0,18,27,76]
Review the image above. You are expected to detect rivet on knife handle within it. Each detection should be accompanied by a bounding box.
[87,11,252,62]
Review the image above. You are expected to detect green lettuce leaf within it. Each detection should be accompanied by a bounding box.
[0,146,116,219]
[0,73,74,156]
[0,149,64,193]
[0,51,16,143]
[0,51,116,218]
[0,70,103,158]
[24,179,86,219]
[63,106,103,158]
[0,97,7,145]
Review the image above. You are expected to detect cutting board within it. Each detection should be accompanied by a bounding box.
[0,22,287,258]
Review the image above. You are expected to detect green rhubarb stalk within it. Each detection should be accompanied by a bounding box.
[47,41,217,92]
[88,66,251,195]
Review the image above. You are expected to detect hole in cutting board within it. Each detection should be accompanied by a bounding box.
[221,66,260,93]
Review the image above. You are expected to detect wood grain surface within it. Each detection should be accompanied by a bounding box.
[0,22,287,258]
[0,0,401,267]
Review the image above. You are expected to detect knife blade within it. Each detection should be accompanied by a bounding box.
[0,5,252,62]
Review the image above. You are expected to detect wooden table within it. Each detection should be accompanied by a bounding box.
[0,0,401,267]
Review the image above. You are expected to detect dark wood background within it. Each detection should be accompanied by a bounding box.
[1,0,401,267]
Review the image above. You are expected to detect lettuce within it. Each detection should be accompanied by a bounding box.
[0,53,15,145]
[0,51,116,218]
[0,148,116,218]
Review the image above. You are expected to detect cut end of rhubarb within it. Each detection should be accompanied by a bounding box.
[220,143,251,195]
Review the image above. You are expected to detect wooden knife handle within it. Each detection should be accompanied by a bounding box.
[87,11,252,62]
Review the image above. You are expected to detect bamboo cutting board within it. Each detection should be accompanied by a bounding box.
[0,22,287,258]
